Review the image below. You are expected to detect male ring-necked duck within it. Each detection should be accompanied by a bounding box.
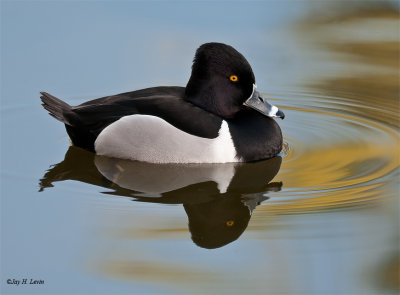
[41,42,284,163]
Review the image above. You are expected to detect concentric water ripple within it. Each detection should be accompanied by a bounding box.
[261,90,399,213]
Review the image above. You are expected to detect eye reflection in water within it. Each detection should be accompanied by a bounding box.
[39,146,282,249]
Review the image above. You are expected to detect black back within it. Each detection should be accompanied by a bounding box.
[64,87,223,151]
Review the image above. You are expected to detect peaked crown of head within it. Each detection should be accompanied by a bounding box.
[189,42,255,81]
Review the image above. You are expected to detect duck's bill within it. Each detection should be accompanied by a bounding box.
[243,84,285,119]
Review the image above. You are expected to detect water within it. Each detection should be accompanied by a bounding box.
[1,1,399,295]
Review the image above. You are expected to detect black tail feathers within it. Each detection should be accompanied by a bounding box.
[40,92,71,124]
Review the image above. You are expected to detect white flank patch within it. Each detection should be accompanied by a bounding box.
[94,115,239,164]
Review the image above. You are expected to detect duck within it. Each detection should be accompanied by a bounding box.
[40,42,284,163]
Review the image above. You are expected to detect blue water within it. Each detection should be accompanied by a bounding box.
[1,1,399,295]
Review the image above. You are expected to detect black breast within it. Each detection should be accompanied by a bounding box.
[227,110,283,162]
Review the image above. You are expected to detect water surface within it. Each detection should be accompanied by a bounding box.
[1,1,399,295]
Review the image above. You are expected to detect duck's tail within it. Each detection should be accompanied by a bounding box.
[40,92,72,125]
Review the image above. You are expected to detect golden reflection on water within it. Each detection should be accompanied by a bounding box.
[262,104,399,213]
[260,5,400,214]
[96,260,219,284]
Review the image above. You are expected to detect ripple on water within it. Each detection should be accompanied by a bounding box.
[263,90,399,213]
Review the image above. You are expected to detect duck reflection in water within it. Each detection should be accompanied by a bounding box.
[39,146,282,249]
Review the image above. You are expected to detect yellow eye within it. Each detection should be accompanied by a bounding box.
[226,220,234,227]
[229,75,238,82]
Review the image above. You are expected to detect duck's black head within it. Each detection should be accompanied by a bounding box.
[185,42,284,120]
[185,43,255,118]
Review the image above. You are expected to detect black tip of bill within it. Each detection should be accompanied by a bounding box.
[276,109,285,120]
